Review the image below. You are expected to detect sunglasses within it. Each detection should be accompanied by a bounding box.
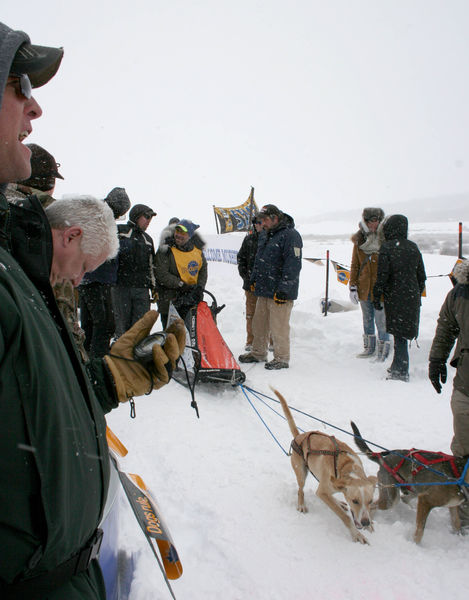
[366,217,379,223]
[142,212,154,219]
[10,73,32,99]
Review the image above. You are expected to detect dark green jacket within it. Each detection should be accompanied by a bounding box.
[154,227,207,315]
[429,259,469,396]
[0,194,118,598]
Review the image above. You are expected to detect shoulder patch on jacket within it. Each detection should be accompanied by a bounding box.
[293,247,301,258]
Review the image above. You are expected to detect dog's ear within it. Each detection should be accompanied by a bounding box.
[367,475,378,487]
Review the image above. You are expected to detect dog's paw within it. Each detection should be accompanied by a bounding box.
[297,504,308,513]
[365,522,375,533]
[352,530,369,545]
[339,501,348,513]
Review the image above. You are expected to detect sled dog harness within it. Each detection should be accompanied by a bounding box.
[372,449,461,490]
[291,432,346,479]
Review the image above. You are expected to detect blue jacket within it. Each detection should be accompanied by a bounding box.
[81,257,118,285]
[250,214,302,300]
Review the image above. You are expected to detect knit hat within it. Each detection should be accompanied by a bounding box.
[129,203,156,223]
[362,207,384,222]
[19,143,64,191]
[175,219,199,238]
[104,187,130,219]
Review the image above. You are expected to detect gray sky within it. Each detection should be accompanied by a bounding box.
[3,1,469,234]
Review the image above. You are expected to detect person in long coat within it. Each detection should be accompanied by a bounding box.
[373,214,426,381]
[349,207,390,360]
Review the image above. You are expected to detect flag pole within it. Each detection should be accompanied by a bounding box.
[213,205,220,234]
[323,250,330,316]
[459,222,463,259]
[248,186,255,229]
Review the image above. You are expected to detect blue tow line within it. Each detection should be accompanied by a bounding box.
[238,383,469,490]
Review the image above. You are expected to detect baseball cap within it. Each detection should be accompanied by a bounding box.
[10,41,64,88]
[175,219,199,238]
[257,204,282,219]
[19,143,64,191]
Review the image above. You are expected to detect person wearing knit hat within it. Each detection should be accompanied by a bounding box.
[349,206,389,361]
[112,202,157,337]
[154,218,207,327]
[79,187,131,358]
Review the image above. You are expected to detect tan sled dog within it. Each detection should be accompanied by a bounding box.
[275,389,376,544]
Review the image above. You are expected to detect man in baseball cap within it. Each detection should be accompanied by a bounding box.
[0,22,64,185]
[19,143,64,192]
[257,204,282,219]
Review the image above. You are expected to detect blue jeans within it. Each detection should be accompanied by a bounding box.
[359,298,389,342]
[390,336,409,375]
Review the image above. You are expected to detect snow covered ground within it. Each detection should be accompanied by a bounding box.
[107,220,469,600]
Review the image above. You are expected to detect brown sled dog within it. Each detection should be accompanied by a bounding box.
[275,389,376,544]
[351,421,469,543]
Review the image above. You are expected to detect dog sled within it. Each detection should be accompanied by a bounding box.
[169,289,246,387]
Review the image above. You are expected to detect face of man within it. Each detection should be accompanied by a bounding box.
[259,214,279,231]
[136,214,152,231]
[0,77,42,183]
[254,222,263,233]
[50,227,109,287]
[366,217,380,232]
[174,227,190,247]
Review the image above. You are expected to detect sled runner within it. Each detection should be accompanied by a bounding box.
[170,290,246,387]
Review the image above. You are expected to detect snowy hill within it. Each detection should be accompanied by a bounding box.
[304,193,469,224]
[107,221,468,600]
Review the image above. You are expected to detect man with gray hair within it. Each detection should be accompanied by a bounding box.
[45,196,119,287]
[0,21,185,600]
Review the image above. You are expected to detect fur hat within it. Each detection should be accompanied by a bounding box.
[362,207,384,222]
[453,259,469,285]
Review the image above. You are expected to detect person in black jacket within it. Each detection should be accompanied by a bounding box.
[112,203,157,337]
[373,214,426,381]
[238,204,302,370]
[237,216,264,350]
[79,187,130,357]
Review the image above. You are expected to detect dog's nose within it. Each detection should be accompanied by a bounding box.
[361,518,370,527]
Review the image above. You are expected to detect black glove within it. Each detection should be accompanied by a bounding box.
[178,281,191,292]
[373,300,383,311]
[428,360,447,394]
[273,291,288,305]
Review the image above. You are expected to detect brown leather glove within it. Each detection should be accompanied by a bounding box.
[104,311,185,403]
[162,318,186,367]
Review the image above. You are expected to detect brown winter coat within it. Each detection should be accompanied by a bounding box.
[429,260,469,395]
[350,230,379,302]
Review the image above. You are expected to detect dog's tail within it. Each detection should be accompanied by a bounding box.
[272,388,300,438]
[350,421,379,463]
